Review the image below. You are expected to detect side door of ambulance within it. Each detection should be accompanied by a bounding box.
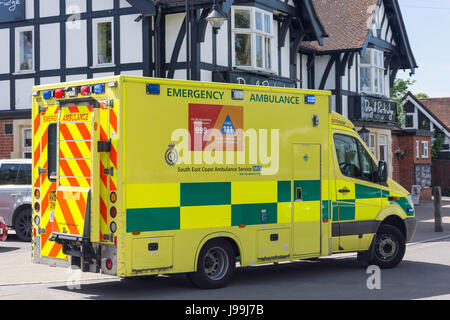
[332,132,382,251]
[292,144,321,256]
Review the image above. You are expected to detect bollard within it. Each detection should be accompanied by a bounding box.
[433,186,443,232]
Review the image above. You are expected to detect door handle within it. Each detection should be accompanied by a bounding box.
[338,187,350,194]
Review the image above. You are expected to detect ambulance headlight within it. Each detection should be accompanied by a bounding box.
[407,194,414,208]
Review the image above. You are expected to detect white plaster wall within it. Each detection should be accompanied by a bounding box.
[201,69,212,82]
[66,19,87,68]
[39,76,60,85]
[40,23,60,70]
[121,70,143,76]
[92,0,114,11]
[314,55,335,90]
[120,15,143,64]
[165,13,186,64]
[66,74,87,82]
[0,81,10,110]
[40,0,60,18]
[66,0,86,14]
[174,69,187,80]
[93,72,115,79]
[25,0,34,19]
[120,0,131,8]
[216,20,228,67]
[200,24,212,65]
[280,29,289,78]
[272,21,278,75]
[15,78,34,110]
[0,29,9,74]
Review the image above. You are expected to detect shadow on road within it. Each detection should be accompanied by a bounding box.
[49,257,450,300]
[0,246,21,253]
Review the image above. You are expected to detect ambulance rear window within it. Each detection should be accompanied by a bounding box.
[48,124,57,181]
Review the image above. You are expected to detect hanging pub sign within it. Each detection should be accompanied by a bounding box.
[213,70,296,88]
[349,95,398,123]
[0,0,25,23]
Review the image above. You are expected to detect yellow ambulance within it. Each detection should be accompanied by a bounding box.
[31,76,416,288]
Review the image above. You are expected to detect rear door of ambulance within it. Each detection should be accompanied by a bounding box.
[53,100,100,244]
[35,98,101,265]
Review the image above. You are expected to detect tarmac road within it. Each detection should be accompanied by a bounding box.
[0,199,449,300]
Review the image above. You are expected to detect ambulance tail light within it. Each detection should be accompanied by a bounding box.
[34,202,40,212]
[81,86,90,96]
[106,259,113,270]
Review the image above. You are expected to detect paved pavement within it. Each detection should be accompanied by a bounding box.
[0,198,449,300]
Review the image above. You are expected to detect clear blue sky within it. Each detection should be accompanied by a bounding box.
[397,0,450,97]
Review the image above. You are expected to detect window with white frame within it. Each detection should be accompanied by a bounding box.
[421,141,429,158]
[360,48,385,95]
[16,27,34,72]
[232,7,274,72]
[378,134,387,161]
[23,128,32,148]
[93,18,114,66]
[416,140,420,158]
[368,133,376,157]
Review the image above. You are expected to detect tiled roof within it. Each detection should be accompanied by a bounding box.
[418,98,450,130]
[301,0,378,52]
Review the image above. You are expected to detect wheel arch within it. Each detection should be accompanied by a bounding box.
[193,232,243,272]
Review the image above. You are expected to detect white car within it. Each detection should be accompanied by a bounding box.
[0,159,32,241]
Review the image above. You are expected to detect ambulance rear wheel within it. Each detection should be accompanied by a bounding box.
[369,225,405,269]
[187,239,235,289]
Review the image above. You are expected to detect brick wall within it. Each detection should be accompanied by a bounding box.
[0,120,14,159]
[392,133,432,199]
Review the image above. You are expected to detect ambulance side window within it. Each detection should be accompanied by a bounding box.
[334,134,361,179]
[47,124,57,182]
[357,141,378,182]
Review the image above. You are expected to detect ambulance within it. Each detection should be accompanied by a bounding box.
[31,76,416,289]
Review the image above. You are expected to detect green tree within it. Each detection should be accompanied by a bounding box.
[431,131,445,160]
[391,78,416,99]
[416,93,429,99]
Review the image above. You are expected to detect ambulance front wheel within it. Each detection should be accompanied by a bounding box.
[187,239,236,289]
[368,225,406,269]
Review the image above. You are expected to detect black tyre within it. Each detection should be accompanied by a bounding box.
[14,207,32,242]
[368,225,405,269]
[187,239,235,289]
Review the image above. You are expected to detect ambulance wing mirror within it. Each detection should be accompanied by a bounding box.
[377,161,388,183]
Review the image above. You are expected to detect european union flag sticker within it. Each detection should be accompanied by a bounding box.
[221,115,236,135]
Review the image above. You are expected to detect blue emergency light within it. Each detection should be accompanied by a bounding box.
[146,84,160,95]
[94,83,105,94]
[305,95,316,104]
[43,90,52,99]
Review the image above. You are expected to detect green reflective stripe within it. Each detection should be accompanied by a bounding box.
[355,184,380,199]
[293,180,321,201]
[381,189,390,198]
[393,197,414,217]
[180,182,231,206]
[277,181,291,202]
[126,207,180,232]
[231,203,277,226]
[338,204,355,221]
[322,200,330,220]
[332,202,339,221]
